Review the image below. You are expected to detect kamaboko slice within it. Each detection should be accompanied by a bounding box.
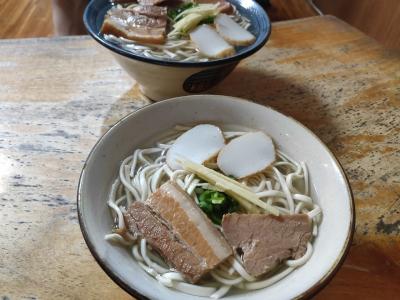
[217,132,275,178]
[189,24,235,58]
[215,14,255,46]
[167,124,225,170]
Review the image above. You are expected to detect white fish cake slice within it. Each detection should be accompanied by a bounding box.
[217,131,275,178]
[190,24,235,58]
[167,124,225,170]
[215,14,255,46]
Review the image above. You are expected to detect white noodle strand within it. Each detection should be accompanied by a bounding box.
[286,243,313,267]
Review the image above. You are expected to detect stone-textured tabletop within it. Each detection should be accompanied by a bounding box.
[1,16,399,299]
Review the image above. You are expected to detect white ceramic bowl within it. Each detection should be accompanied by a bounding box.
[77,95,354,300]
[83,0,271,101]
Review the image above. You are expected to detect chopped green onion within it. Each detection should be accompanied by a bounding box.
[195,188,239,225]
[200,16,215,24]
[167,2,197,21]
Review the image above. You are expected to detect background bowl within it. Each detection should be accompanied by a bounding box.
[83,0,271,100]
[78,95,354,300]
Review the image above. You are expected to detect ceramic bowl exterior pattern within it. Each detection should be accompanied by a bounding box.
[113,53,239,100]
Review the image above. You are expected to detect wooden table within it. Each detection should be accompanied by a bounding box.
[1,16,399,299]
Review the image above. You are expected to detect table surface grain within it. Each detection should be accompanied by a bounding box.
[0,16,399,300]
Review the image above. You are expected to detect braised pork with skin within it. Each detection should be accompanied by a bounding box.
[125,201,210,283]
[124,181,232,283]
[131,5,168,18]
[101,7,167,44]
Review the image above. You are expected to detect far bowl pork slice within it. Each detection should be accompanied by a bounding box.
[138,0,167,5]
[132,5,168,18]
[101,8,167,44]
[222,213,312,277]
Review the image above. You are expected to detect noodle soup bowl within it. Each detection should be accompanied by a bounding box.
[78,95,354,300]
[83,0,271,101]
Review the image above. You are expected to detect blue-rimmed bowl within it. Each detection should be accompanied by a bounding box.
[84,0,271,100]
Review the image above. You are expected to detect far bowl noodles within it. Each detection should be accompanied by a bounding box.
[105,124,322,299]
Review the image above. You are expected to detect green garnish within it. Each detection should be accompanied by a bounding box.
[196,188,239,225]
[199,16,215,24]
[180,158,280,215]
[168,2,197,21]
[167,3,220,37]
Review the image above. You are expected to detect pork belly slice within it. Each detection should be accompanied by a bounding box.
[132,5,168,18]
[222,213,312,277]
[146,181,233,270]
[138,0,167,6]
[124,202,208,283]
[101,8,167,44]
[104,8,167,28]
[112,0,136,3]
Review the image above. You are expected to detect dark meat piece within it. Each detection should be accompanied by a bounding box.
[222,213,312,277]
[146,181,232,269]
[123,206,142,240]
[112,0,136,3]
[124,181,232,282]
[132,5,168,18]
[101,8,167,44]
[125,201,209,283]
